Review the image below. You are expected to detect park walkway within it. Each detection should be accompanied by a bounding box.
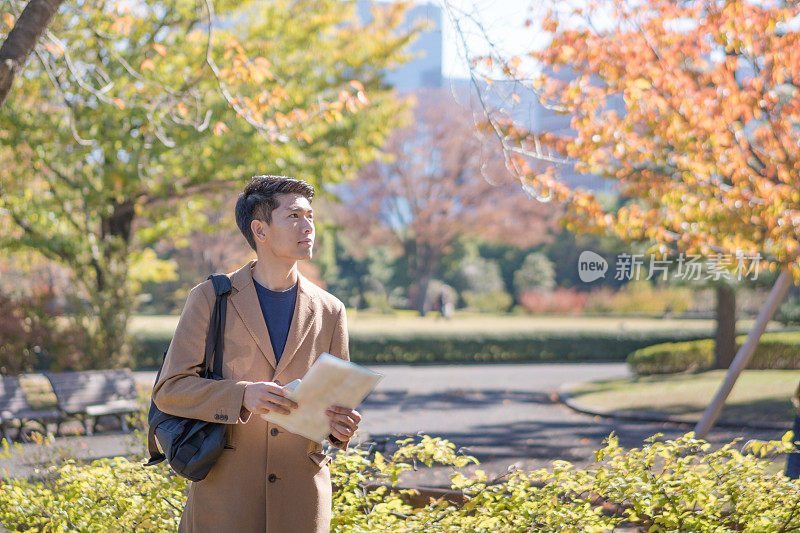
[0,363,786,485]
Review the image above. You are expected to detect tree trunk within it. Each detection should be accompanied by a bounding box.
[90,282,133,368]
[410,241,439,317]
[416,275,433,316]
[68,199,136,369]
[0,0,65,107]
[714,284,736,369]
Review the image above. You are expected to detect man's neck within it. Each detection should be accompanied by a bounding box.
[251,255,299,292]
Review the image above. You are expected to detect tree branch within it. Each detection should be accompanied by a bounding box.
[0,0,64,107]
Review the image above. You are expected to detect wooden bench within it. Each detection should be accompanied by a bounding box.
[44,369,140,435]
[0,376,62,441]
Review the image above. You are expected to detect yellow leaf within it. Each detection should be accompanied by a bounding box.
[254,57,272,71]
[152,43,167,56]
[296,131,312,143]
[2,13,15,29]
[177,102,188,118]
[348,80,365,92]
[275,112,288,128]
[292,109,309,122]
[141,59,155,71]
[112,97,125,109]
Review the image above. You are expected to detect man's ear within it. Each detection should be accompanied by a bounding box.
[251,219,267,243]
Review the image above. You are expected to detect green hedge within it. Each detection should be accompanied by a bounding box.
[132,329,716,369]
[627,331,800,375]
[1,433,799,531]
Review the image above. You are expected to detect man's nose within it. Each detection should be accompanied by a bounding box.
[303,219,313,234]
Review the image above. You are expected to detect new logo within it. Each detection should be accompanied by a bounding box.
[578,250,608,282]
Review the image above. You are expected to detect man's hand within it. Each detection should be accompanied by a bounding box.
[326,405,361,443]
[242,382,298,415]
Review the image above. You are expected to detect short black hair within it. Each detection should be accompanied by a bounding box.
[235,175,315,251]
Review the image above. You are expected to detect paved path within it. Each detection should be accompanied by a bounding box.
[0,364,788,485]
[356,363,787,486]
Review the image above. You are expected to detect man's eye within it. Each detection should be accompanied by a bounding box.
[290,213,298,218]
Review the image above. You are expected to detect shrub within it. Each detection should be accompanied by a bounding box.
[362,291,393,313]
[450,257,505,296]
[627,339,716,375]
[461,290,513,313]
[584,282,694,316]
[0,288,88,375]
[513,252,556,294]
[518,288,587,315]
[627,331,800,375]
[0,455,186,531]
[133,328,716,368]
[777,294,800,325]
[0,433,798,531]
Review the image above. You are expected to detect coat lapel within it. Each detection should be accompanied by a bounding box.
[229,261,278,370]
[274,273,316,376]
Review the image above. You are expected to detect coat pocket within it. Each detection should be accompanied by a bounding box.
[308,451,332,468]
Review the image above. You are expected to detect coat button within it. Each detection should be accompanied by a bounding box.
[270,428,279,436]
[268,474,277,483]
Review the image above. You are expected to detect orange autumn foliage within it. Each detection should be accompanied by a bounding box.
[466,0,800,278]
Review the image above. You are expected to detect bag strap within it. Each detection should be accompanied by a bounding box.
[145,274,231,466]
[203,274,232,379]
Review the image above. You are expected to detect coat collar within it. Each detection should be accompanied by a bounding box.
[229,260,316,374]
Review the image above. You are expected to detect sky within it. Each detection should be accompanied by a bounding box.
[437,0,548,79]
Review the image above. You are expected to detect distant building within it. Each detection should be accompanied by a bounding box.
[356,1,612,191]
[447,72,616,192]
[356,0,442,92]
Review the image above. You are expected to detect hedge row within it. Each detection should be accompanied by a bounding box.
[132,329,716,369]
[627,331,800,375]
[1,433,799,531]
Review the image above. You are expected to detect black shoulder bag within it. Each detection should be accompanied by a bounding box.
[144,273,232,482]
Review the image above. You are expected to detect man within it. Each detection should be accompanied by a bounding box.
[153,175,362,532]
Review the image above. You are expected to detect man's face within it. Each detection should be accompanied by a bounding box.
[251,193,315,262]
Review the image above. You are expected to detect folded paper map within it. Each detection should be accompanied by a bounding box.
[260,352,383,442]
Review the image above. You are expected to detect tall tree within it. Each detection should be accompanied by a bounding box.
[447,0,799,272]
[334,89,558,315]
[445,0,799,430]
[0,0,416,368]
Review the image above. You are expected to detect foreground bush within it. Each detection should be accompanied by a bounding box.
[628,331,800,375]
[0,455,186,531]
[0,433,798,531]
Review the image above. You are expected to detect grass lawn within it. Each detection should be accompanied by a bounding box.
[129,313,791,337]
[569,369,800,425]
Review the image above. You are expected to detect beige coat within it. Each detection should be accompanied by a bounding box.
[152,260,350,533]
